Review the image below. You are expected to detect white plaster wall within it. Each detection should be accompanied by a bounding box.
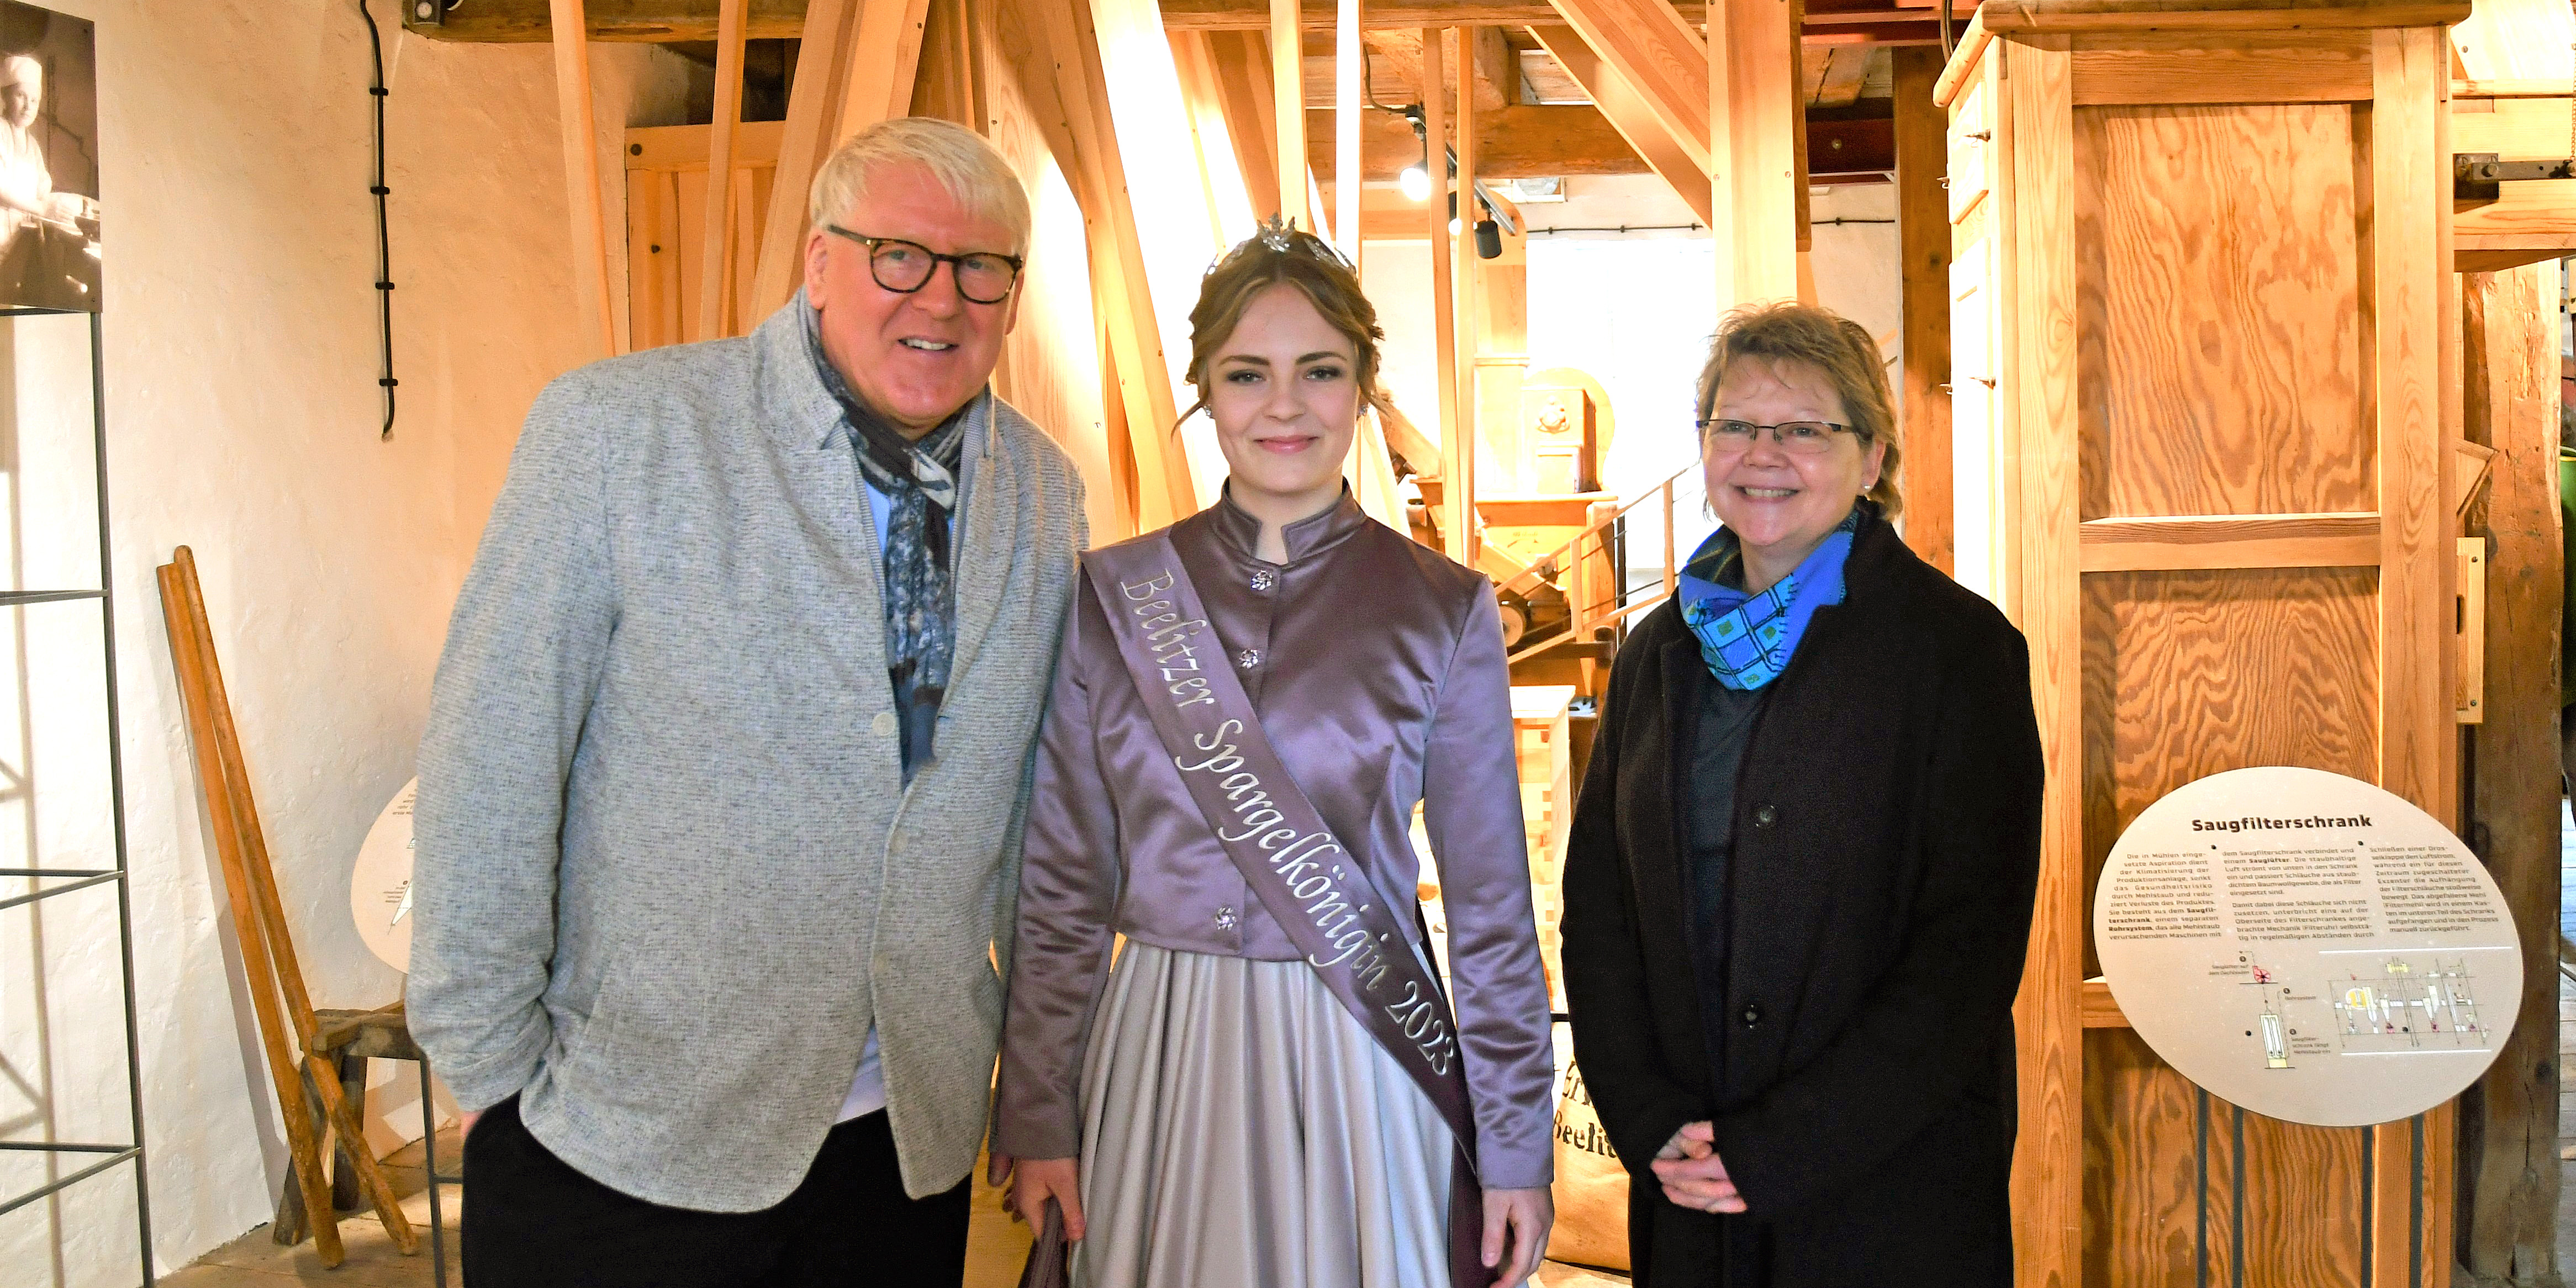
[0,5,691,1282]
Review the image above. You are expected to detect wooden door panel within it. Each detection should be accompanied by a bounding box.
[2072,103,2371,521]
[2078,567,2380,973]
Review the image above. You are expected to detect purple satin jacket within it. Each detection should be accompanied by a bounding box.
[991,490,1557,1190]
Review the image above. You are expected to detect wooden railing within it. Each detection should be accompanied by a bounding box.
[1500,462,1704,664]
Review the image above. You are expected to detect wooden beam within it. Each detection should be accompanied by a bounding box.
[994,0,1202,529]
[1189,31,1285,218]
[1811,45,1869,105]
[1337,0,1365,264]
[1166,0,1708,28]
[1808,115,1892,175]
[2371,25,2456,822]
[405,0,807,40]
[1712,0,1802,305]
[1468,25,1517,111]
[1892,45,1950,573]
[1307,102,1648,178]
[1543,0,1711,173]
[698,0,751,340]
[1528,24,1715,225]
[1998,33,2082,1288]
[748,0,930,318]
[2460,262,2565,1284]
[2074,513,2383,572]
[833,0,935,159]
[1273,0,1312,228]
[550,0,619,360]
[1426,25,1464,558]
[1454,25,1481,569]
[748,0,857,316]
[409,0,1970,41]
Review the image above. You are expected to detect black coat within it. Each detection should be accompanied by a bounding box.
[1559,514,2044,1288]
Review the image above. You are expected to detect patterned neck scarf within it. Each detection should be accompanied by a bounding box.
[803,306,969,773]
[1676,507,1863,691]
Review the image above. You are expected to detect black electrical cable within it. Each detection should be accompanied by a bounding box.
[360,0,397,440]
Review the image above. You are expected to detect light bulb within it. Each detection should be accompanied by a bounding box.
[1400,164,1431,203]
[1448,217,1462,236]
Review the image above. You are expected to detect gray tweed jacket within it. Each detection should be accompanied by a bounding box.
[407,298,1086,1210]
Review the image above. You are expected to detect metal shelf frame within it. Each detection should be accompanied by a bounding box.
[2,308,156,1285]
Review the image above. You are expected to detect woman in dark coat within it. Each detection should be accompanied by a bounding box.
[1559,301,2044,1287]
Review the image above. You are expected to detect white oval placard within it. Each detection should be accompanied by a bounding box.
[350,777,418,973]
[2092,766,2519,1127]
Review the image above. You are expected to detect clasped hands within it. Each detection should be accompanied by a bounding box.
[1650,1121,1746,1215]
[990,1154,1556,1287]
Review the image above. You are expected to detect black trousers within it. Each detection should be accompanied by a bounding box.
[462,1097,973,1287]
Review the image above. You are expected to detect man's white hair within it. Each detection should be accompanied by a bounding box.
[807,117,1032,256]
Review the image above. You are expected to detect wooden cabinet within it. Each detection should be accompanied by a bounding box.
[1936,3,2466,1284]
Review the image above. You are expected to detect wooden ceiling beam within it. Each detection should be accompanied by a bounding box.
[409,0,1962,44]
[1306,102,1646,179]
[405,0,807,40]
[1527,23,1712,224]
[1165,0,1707,28]
[1542,0,1710,174]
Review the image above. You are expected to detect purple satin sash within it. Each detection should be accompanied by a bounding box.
[1082,535,1491,1288]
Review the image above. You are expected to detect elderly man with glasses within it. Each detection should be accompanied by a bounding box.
[408,117,1087,1286]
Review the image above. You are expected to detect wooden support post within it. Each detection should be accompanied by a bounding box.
[836,0,935,141]
[698,0,751,340]
[1452,25,1480,570]
[2460,262,2564,1284]
[1997,32,2082,1288]
[2373,25,2457,833]
[1170,30,1268,237]
[1424,26,1464,559]
[747,0,932,320]
[1271,0,1310,228]
[1711,0,1799,306]
[548,0,618,359]
[1892,46,1951,573]
[1335,0,1363,266]
[995,0,1200,529]
[750,0,857,316]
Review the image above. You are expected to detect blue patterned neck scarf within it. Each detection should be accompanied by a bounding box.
[802,305,967,775]
[1676,508,1862,691]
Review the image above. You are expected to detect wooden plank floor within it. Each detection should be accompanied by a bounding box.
[163,1127,1632,1285]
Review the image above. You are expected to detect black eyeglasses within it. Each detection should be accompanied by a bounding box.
[825,226,1024,305]
[1694,418,1868,458]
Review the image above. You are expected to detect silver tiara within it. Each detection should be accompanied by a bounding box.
[1208,213,1355,276]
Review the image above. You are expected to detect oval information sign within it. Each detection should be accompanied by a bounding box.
[350,777,418,973]
[2092,767,2519,1127]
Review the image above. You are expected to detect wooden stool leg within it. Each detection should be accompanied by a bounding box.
[331,1051,365,1213]
[271,1168,307,1246]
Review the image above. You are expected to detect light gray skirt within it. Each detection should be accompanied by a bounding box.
[1071,941,1454,1288]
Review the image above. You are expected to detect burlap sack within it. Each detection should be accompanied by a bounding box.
[1549,1058,1632,1272]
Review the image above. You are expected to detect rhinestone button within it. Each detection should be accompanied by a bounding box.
[1249,568,1277,593]
[1236,648,1261,669]
[1214,905,1239,930]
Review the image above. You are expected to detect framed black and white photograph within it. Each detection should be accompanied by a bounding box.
[0,2,96,312]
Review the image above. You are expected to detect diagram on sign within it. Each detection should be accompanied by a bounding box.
[2236,957,2296,1069]
[2326,954,2485,1054]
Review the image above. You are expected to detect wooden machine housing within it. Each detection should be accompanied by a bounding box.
[1938,1,2466,1283]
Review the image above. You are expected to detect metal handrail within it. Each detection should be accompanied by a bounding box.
[1503,462,1704,664]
